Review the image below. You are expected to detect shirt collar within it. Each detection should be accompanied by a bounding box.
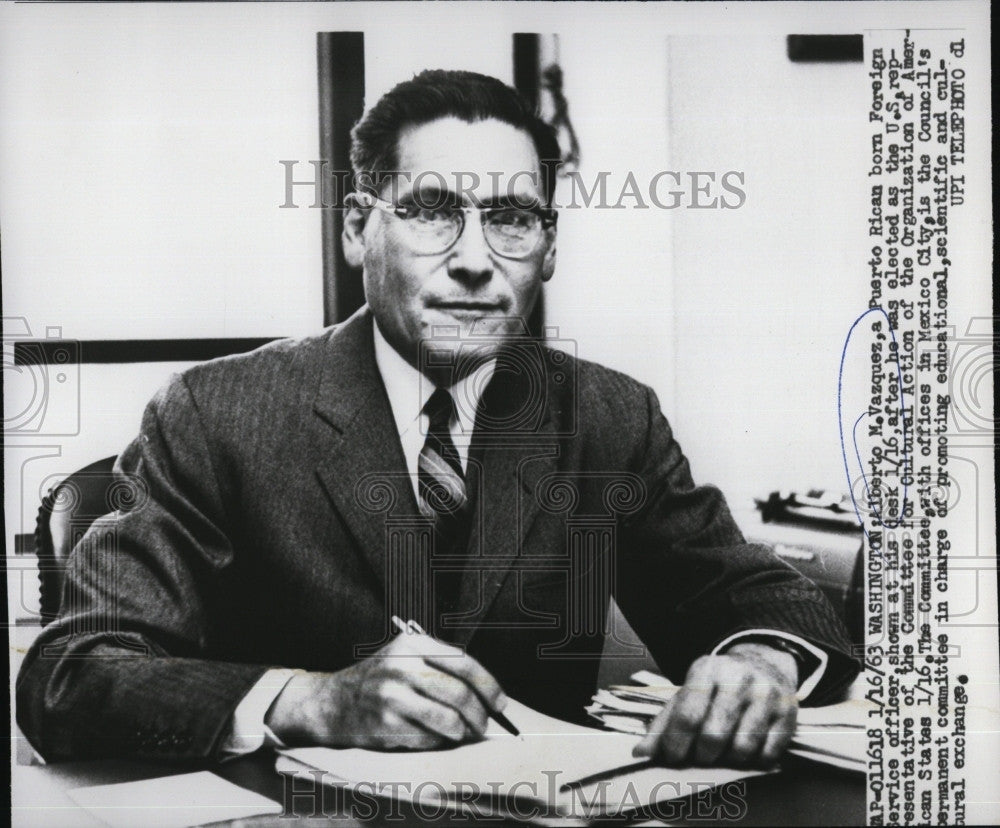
[372,320,496,436]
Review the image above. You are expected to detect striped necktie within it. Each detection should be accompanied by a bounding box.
[419,389,471,623]
[418,388,468,532]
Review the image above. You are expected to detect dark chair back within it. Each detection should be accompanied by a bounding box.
[35,456,118,625]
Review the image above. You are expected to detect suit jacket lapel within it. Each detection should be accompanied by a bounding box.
[449,345,559,648]
[310,316,561,645]
[312,309,417,590]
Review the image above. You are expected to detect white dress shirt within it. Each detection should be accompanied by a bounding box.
[371,319,496,488]
[221,324,826,756]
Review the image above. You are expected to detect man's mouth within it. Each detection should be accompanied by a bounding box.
[428,301,505,313]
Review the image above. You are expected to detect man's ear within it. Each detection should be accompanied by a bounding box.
[541,229,557,283]
[342,193,368,269]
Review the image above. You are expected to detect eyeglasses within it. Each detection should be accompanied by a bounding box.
[365,196,557,259]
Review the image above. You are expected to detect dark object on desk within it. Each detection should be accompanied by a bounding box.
[751,490,864,649]
[756,489,862,534]
[35,456,118,625]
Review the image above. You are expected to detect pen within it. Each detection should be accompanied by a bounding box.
[390,616,521,737]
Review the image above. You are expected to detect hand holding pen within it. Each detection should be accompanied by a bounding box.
[391,616,520,737]
[264,615,512,750]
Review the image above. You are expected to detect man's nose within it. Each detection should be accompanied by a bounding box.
[447,215,494,283]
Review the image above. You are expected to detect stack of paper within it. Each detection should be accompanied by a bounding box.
[587,671,869,773]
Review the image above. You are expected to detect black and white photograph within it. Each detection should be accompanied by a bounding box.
[3,2,995,825]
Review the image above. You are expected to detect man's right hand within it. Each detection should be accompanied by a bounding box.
[264,633,507,750]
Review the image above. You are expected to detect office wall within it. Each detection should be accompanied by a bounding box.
[667,35,869,509]
[1,14,322,342]
[546,31,675,396]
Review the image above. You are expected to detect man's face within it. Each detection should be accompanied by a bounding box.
[344,117,556,376]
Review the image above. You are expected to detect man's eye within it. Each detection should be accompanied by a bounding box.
[406,206,454,224]
[489,210,537,232]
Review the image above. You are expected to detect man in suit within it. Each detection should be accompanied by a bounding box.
[18,69,858,768]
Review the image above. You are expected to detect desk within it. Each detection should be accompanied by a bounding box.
[12,749,863,826]
[11,618,864,826]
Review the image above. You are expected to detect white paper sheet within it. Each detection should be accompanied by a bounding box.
[279,698,769,818]
[67,771,282,828]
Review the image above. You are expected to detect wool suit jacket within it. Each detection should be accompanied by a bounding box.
[17,308,859,761]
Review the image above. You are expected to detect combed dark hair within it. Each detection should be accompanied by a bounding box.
[350,69,561,203]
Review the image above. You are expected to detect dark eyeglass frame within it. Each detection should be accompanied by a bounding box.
[364,195,557,260]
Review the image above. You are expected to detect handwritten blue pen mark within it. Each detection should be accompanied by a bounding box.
[838,306,911,545]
